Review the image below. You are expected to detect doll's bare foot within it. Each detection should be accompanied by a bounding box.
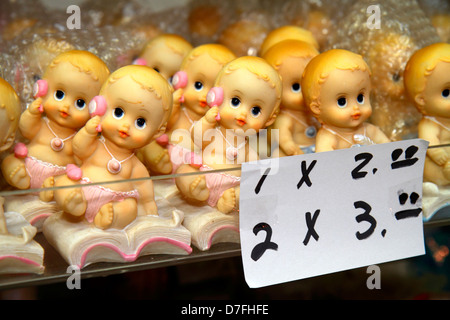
[152,149,172,175]
[63,189,86,217]
[9,164,30,189]
[39,176,54,202]
[190,176,209,202]
[94,203,114,229]
[217,188,236,214]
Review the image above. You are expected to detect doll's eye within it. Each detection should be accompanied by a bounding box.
[337,97,347,108]
[54,90,65,101]
[392,72,401,82]
[251,106,261,117]
[153,67,160,73]
[75,99,86,110]
[230,97,241,108]
[113,107,125,119]
[168,76,174,85]
[291,82,301,93]
[357,94,364,104]
[135,117,146,129]
[194,81,203,91]
[442,89,450,98]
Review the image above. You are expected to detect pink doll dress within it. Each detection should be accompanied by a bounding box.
[199,164,241,207]
[25,156,66,189]
[80,177,139,223]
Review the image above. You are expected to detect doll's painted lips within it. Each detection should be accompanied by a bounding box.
[119,130,129,138]
[236,119,246,126]
[60,111,69,118]
[351,113,361,120]
[199,100,207,108]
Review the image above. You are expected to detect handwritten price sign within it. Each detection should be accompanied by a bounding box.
[239,139,428,288]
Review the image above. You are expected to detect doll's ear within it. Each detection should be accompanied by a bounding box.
[264,112,277,128]
[172,71,188,90]
[414,93,425,107]
[132,58,147,66]
[309,101,321,117]
[33,79,48,98]
[206,87,224,107]
[89,96,107,117]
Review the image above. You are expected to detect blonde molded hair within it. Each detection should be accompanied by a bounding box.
[180,43,236,70]
[141,33,193,57]
[262,39,319,70]
[301,49,370,110]
[259,25,319,57]
[404,42,450,114]
[0,77,21,131]
[44,50,110,83]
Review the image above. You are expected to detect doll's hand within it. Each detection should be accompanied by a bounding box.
[429,148,448,166]
[173,88,184,105]
[85,116,101,135]
[283,141,303,156]
[29,98,44,115]
[205,106,219,124]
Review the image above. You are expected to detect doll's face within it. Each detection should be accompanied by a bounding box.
[141,42,185,86]
[101,76,166,150]
[420,60,450,118]
[315,68,372,128]
[183,53,224,116]
[43,61,102,129]
[277,55,311,110]
[218,68,278,135]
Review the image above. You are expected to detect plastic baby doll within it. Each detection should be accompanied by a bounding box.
[139,44,236,175]
[133,34,193,86]
[263,39,320,156]
[404,42,450,186]
[52,65,173,230]
[0,77,21,234]
[259,25,319,57]
[301,49,390,153]
[1,50,110,191]
[175,56,282,213]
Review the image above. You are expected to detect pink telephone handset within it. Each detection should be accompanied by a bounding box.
[206,87,223,121]
[33,79,48,113]
[89,96,107,132]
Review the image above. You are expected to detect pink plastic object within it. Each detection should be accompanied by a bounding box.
[66,164,82,181]
[172,71,188,90]
[33,79,48,98]
[89,96,107,117]
[133,58,147,66]
[206,87,224,107]
[14,143,28,159]
[155,134,169,146]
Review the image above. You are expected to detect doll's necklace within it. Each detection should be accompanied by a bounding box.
[283,110,317,138]
[216,127,247,161]
[99,136,134,174]
[322,124,374,147]
[424,116,450,132]
[44,117,76,152]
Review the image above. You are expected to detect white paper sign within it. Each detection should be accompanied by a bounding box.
[239,139,428,288]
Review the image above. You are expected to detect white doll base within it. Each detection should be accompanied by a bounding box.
[0,211,44,274]
[422,182,450,221]
[154,180,240,251]
[4,194,60,232]
[42,197,192,269]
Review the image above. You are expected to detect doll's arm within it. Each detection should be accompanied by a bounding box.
[132,162,157,216]
[314,128,336,153]
[19,98,43,140]
[275,115,303,156]
[191,106,219,149]
[419,119,448,166]
[166,88,183,131]
[72,116,100,161]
